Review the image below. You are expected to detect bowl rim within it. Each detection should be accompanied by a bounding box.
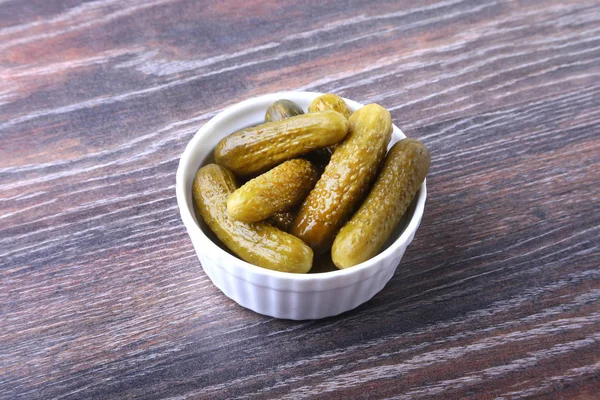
[176,91,427,284]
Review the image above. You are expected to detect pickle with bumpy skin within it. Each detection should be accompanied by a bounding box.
[290,104,392,254]
[193,164,313,273]
[264,99,331,172]
[308,94,352,155]
[227,159,319,222]
[308,94,352,119]
[332,139,430,269]
[215,110,348,177]
[265,99,304,122]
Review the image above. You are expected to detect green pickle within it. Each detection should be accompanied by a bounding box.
[193,164,313,273]
[290,104,393,254]
[332,139,430,269]
[215,110,348,177]
[308,94,352,119]
[265,99,304,122]
[227,159,319,223]
[264,99,332,171]
[258,98,320,228]
[308,94,352,156]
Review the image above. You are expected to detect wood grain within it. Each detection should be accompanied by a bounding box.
[1,0,599,398]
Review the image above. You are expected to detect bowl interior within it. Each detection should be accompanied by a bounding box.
[177,92,424,276]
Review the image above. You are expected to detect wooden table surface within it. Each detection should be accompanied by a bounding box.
[2,0,599,399]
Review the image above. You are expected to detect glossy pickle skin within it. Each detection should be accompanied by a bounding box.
[308,94,352,156]
[290,104,393,254]
[308,94,352,119]
[193,164,313,273]
[331,139,430,269]
[264,99,332,172]
[227,159,319,223]
[215,110,348,177]
[265,99,305,122]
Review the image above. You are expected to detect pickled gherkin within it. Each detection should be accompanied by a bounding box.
[332,139,430,269]
[227,159,319,223]
[265,99,332,172]
[308,94,352,119]
[308,94,352,155]
[193,164,313,273]
[215,110,348,177]
[290,104,392,254]
[265,99,304,122]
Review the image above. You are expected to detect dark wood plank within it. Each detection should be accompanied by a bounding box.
[1,0,599,399]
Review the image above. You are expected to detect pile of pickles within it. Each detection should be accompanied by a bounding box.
[193,94,430,273]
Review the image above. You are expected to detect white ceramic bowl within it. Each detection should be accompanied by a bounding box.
[176,91,427,320]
